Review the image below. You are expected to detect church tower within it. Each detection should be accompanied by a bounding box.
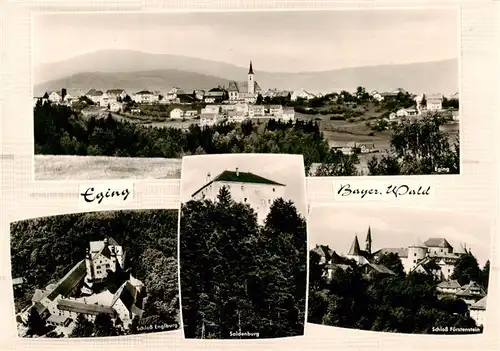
[247,61,255,94]
[365,226,372,254]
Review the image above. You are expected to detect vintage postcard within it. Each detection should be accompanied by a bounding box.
[32,9,459,180]
[178,154,308,339]
[10,210,180,338]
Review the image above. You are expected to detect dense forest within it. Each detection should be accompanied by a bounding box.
[11,209,179,337]
[308,250,489,333]
[34,101,459,176]
[180,187,307,339]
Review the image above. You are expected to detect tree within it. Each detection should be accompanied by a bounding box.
[368,115,459,175]
[26,308,48,336]
[451,252,482,286]
[481,260,490,291]
[70,315,94,337]
[256,94,263,105]
[94,313,118,337]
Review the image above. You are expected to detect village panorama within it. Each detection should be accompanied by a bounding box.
[34,61,460,177]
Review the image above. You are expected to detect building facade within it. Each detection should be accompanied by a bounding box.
[191,169,286,223]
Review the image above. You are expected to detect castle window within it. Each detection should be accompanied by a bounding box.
[244,198,247,202]
[241,185,244,190]
[273,188,275,192]
[414,253,417,256]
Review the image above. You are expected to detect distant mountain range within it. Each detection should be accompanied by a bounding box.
[34,49,458,96]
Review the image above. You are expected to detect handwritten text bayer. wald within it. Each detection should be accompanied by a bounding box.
[337,184,431,199]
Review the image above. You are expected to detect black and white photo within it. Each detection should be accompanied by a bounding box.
[307,204,491,334]
[179,154,308,339]
[33,9,459,180]
[11,210,180,338]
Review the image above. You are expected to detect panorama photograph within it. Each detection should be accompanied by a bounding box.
[11,210,180,338]
[178,154,308,339]
[33,9,459,180]
[307,204,491,334]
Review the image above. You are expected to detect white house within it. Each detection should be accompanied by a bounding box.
[133,90,158,104]
[85,89,104,104]
[200,113,223,127]
[105,89,127,101]
[396,108,409,118]
[269,105,283,116]
[227,110,247,123]
[99,93,115,107]
[291,89,316,101]
[170,108,184,119]
[108,101,123,112]
[184,110,198,118]
[249,105,265,117]
[426,93,443,111]
[371,90,384,102]
[191,168,286,223]
[202,105,220,114]
[48,91,62,103]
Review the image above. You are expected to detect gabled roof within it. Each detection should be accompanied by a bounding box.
[191,170,284,198]
[363,263,396,275]
[228,81,240,92]
[106,89,126,95]
[456,281,487,298]
[437,279,461,289]
[347,236,361,256]
[424,238,453,249]
[86,89,103,96]
[57,299,116,316]
[311,245,333,260]
[470,296,487,310]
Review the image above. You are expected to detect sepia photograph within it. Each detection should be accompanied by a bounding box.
[178,154,308,339]
[11,210,180,338]
[307,204,491,334]
[33,9,459,180]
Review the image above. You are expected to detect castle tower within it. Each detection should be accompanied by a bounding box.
[247,61,255,94]
[365,226,372,254]
[405,244,428,274]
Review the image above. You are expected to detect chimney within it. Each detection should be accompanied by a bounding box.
[236,167,239,176]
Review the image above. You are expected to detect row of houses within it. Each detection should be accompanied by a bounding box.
[198,104,295,126]
[313,229,487,327]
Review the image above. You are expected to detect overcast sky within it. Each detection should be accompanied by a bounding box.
[308,203,492,267]
[33,9,458,72]
[180,154,307,217]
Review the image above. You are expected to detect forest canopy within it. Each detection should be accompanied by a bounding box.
[180,187,307,339]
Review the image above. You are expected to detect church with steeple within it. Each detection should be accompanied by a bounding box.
[227,61,262,103]
[345,226,374,265]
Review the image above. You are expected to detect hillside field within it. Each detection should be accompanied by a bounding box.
[35,155,182,180]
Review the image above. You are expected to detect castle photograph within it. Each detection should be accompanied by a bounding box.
[11,210,180,338]
[179,154,308,339]
[32,10,459,180]
[307,204,491,334]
